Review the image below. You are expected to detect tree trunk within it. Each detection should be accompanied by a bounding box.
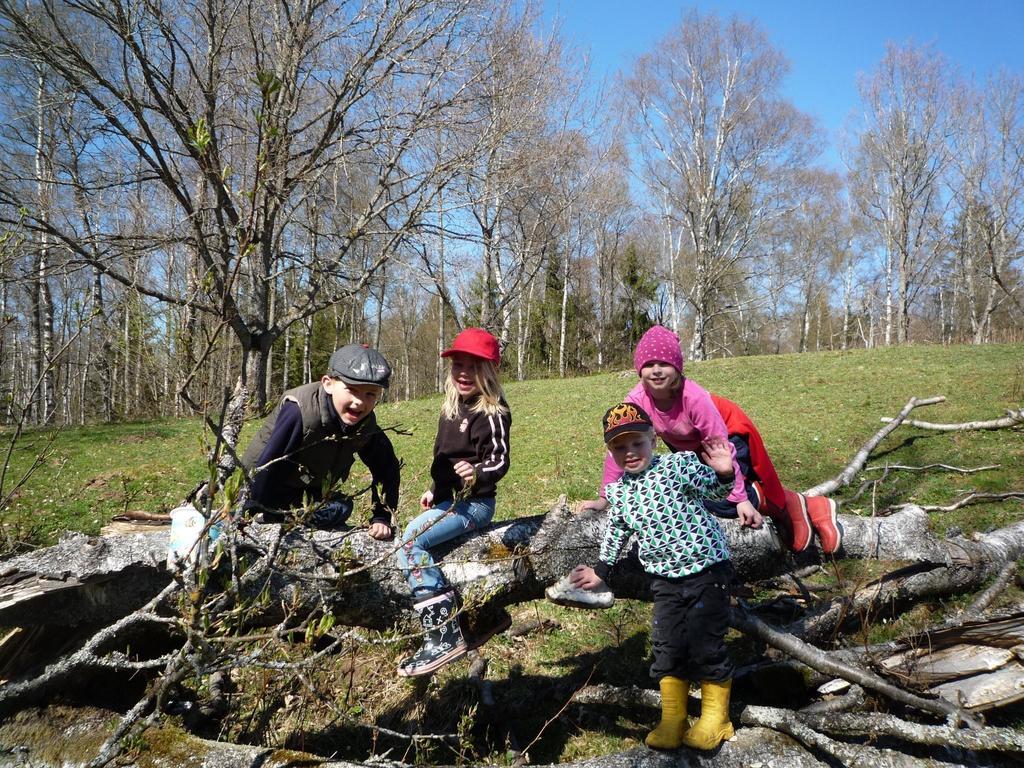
[0,505,1001,633]
[32,67,55,425]
[558,218,571,378]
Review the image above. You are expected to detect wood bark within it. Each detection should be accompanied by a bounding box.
[782,514,1024,644]
[740,706,988,767]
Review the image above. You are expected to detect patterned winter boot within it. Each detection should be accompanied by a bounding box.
[397,591,467,677]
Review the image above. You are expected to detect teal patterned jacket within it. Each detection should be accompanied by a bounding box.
[599,452,733,579]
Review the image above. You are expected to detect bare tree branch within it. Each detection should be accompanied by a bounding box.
[879,408,1024,431]
[804,395,946,497]
[730,607,984,727]
[919,491,1024,512]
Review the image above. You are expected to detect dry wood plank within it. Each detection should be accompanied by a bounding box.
[923,609,1024,649]
[881,643,1015,685]
[930,662,1024,711]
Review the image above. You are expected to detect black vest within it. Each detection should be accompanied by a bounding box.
[241,381,382,499]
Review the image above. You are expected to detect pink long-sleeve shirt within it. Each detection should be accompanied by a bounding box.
[600,378,747,503]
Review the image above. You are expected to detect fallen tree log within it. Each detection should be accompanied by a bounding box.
[2,392,1021,768]
[784,516,1024,644]
[740,706,1003,767]
[793,709,1024,752]
[0,504,960,631]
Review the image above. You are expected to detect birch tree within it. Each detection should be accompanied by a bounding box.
[624,10,819,360]
[948,71,1024,343]
[847,43,952,345]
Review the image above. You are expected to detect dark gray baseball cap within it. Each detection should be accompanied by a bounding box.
[328,344,391,388]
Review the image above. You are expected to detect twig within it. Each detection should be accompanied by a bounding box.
[730,606,983,727]
[920,491,1024,512]
[848,465,891,504]
[962,562,1017,618]
[800,683,865,715]
[879,408,1023,431]
[514,667,596,767]
[792,565,824,579]
[86,644,193,768]
[804,396,946,497]
[508,618,560,638]
[572,683,661,709]
[864,463,1001,474]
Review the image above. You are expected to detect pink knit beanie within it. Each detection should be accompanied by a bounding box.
[633,325,685,375]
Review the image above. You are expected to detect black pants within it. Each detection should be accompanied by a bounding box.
[701,435,760,518]
[649,561,734,682]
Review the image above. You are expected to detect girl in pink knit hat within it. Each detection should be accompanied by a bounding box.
[580,325,840,556]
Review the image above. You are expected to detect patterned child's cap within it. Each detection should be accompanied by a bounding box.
[602,402,654,444]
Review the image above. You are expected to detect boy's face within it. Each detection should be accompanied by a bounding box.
[322,376,383,426]
[607,429,655,474]
[639,360,681,400]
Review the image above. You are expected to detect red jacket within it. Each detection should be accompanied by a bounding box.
[710,395,786,511]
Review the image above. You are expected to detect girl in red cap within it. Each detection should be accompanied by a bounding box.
[581,325,840,555]
[395,327,512,677]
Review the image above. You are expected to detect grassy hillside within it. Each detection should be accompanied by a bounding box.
[1,342,1022,547]
[1,343,1022,764]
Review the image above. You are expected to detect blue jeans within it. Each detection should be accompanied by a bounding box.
[396,497,496,596]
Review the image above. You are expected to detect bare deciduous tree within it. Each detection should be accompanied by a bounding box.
[847,43,953,346]
[624,10,820,360]
[0,0,502,411]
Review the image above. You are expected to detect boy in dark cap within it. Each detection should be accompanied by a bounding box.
[239,344,398,539]
[570,402,738,751]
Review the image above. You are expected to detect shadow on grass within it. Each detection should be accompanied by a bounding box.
[289,624,816,765]
[272,631,654,765]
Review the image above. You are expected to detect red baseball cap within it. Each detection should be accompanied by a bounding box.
[441,327,501,364]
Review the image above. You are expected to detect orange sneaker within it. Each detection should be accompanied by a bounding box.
[806,495,840,554]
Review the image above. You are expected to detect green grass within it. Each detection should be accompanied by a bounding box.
[2,342,1022,762]
[2,342,1022,546]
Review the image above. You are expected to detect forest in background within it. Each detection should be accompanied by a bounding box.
[0,0,1021,427]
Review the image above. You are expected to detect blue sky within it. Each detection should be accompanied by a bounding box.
[544,0,1024,167]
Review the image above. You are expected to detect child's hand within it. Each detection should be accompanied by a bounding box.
[699,435,734,476]
[453,461,475,482]
[368,521,393,540]
[420,490,434,509]
[736,500,763,529]
[569,564,605,591]
[577,497,609,513]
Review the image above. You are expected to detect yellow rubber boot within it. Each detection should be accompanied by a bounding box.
[681,679,735,750]
[645,675,689,749]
